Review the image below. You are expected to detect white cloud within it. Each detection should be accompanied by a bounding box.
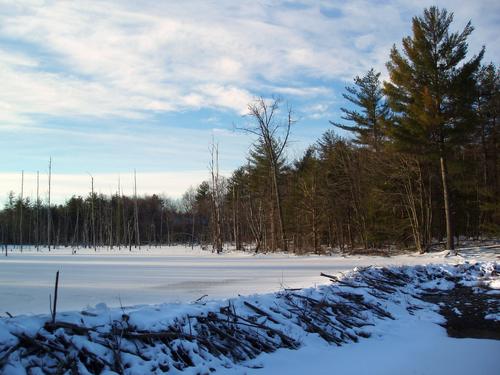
[269,86,333,97]
[0,0,496,128]
[197,84,254,114]
[302,102,335,120]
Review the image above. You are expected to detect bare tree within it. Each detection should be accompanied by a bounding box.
[88,173,96,251]
[47,157,52,251]
[240,97,293,251]
[36,171,40,251]
[19,170,24,252]
[134,170,140,248]
[209,140,224,253]
[116,176,122,250]
[182,187,197,249]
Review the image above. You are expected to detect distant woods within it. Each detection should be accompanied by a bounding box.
[0,191,190,251]
[1,6,498,254]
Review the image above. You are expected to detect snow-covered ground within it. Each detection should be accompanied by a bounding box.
[222,263,500,375]
[221,310,500,375]
[0,245,498,316]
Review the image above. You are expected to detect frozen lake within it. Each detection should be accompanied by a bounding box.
[0,246,496,315]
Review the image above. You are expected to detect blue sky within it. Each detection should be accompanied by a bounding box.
[0,0,498,202]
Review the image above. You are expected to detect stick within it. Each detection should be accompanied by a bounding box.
[52,270,59,324]
[244,301,279,324]
[194,294,208,303]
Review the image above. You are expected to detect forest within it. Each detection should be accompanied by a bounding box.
[1,7,498,254]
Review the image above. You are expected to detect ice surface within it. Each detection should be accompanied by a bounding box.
[0,245,497,315]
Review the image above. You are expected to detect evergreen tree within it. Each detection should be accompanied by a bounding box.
[475,63,500,234]
[293,147,323,252]
[476,63,499,188]
[384,6,484,251]
[330,68,389,150]
[247,138,285,251]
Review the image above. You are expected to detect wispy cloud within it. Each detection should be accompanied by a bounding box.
[1,0,494,127]
[302,102,335,120]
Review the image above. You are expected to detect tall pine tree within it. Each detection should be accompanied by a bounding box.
[384,6,484,251]
[330,68,389,151]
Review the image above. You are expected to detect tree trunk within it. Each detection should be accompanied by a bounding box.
[36,171,40,251]
[191,212,195,249]
[232,186,241,250]
[271,162,287,251]
[90,176,96,251]
[440,155,454,251]
[210,142,223,253]
[48,158,52,251]
[134,170,140,249]
[19,171,23,253]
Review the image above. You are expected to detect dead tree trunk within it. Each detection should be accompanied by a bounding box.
[210,141,223,253]
[19,171,23,253]
[47,157,52,251]
[134,170,140,249]
[88,174,96,251]
[36,171,40,251]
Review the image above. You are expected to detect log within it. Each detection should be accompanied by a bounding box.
[44,321,93,335]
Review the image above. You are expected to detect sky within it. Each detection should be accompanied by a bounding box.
[0,0,498,203]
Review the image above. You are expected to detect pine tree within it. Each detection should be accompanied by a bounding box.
[330,68,389,151]
[247,137,285,251]
[475,63,500,234]
[476,63,499,189]
[384,6,484,251]
[293,147,323,252]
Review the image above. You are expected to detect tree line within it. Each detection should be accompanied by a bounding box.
[1,6,498,254]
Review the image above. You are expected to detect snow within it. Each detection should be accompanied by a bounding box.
[221,315,500,375]
[490,279,500,289]
[248,261,500,375]
[1,259,498,374]
[1,245,497,316]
